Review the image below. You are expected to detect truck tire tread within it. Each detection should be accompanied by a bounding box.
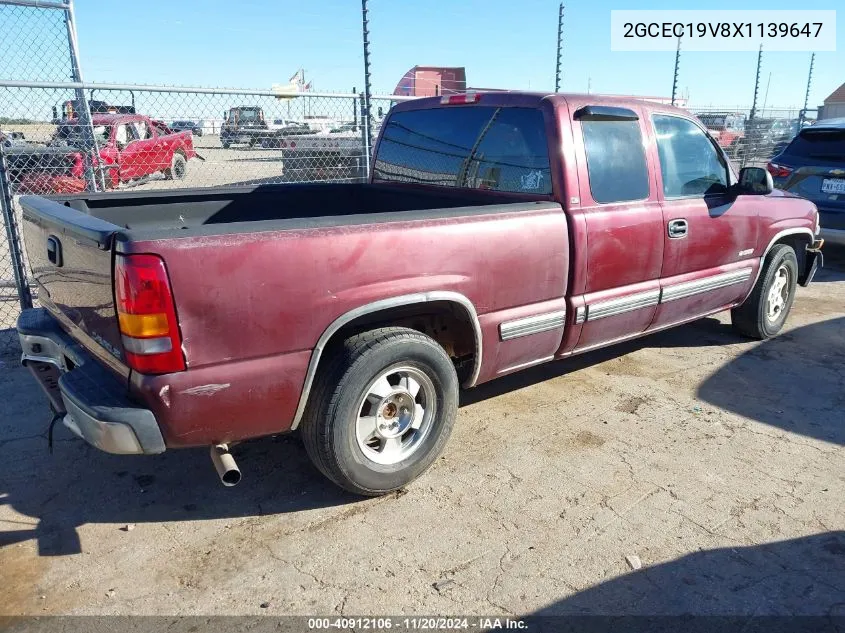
[731,244,798,340]
[300,327,458,496]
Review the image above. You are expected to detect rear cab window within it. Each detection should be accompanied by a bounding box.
[373,106,552,194]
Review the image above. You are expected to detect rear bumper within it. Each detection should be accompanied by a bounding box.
[17,308,165,455]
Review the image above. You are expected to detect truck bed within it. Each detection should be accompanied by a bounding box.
[20,182,567,446]
[46,182,551,236]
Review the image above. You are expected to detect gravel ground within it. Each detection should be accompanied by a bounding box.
[1,246,843,617]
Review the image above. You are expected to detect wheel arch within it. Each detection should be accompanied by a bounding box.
[289,291,482,431]
[741,227,814,304]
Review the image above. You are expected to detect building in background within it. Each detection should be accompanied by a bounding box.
[819,82,845,120]
[393,66,467,97]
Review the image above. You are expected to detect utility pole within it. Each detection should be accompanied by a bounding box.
[554,3,564,92]
[761,71,772,113]
[360,0,373,179]
[749,44,763,121]
[800,52,815,126]
[671,36,681,106]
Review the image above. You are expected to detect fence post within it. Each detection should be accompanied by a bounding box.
[63,0,102,191]
[360,0,373,180]
[749,44,763,122]
[671,36,681,106]
[0,144,33,311]
[554,4,564,93]
[799,53,815,128]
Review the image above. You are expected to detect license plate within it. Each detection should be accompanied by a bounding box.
[821,178,845,194]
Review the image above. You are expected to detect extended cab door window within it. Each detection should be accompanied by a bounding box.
[652,115,729,198]
[373,106,552,194]
[580,117,649,203]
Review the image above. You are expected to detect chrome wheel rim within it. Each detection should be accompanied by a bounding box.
[765,264,790,323]
[355,366,436,465]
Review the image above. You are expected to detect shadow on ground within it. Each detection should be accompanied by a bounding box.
[697,316,845,445]
[526,532,845,626]
[2,314,842,557]
[0,413,359,555]
[463,316,748,408]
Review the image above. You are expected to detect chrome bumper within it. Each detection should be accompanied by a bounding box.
[17,308,166,455]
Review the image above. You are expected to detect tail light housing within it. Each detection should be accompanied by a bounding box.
[440,91,481,105]
[767,162,792,179]
[70,152,83,178]
[114,254,185,374]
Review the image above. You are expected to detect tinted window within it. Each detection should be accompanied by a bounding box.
[653,115,729,198]
[373,106,551,194]
[580,119,649,203]
[784,129,845,160]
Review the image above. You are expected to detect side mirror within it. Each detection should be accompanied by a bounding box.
[737,166,773,195]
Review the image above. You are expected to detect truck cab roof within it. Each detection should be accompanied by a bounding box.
[390,91,693,118]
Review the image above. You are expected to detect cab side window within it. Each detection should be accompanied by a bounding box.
[580,118,649,203]
[131,120,153,140]
[652,115,729,198]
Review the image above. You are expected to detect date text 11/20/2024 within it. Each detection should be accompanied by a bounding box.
[307,617,528,630]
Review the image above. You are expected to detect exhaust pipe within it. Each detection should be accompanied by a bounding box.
[210,443,241,487]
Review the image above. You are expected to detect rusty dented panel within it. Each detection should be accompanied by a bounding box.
[130,349,311,445]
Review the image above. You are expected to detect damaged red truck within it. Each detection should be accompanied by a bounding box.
[17,92,823,495]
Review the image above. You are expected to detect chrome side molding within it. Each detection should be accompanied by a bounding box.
[499,310,566,341]
[661,268,752,303]
[586,289,660,321]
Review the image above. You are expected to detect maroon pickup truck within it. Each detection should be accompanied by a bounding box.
[16,92,823,495]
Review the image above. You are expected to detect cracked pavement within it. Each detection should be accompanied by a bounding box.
[0,248,843,616]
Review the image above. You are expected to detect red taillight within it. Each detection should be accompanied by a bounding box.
[114,254,185,374]
[767,162,793,179]
[440,91,481,105]
[70,153,83,178]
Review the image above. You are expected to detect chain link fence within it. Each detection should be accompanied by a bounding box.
[689,105,813,169]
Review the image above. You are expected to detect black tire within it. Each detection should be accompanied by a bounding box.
[300,327,459,496]
[164,153,187,180]
[731,244,798,339]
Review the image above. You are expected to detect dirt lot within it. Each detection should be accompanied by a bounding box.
[1,247,844,618]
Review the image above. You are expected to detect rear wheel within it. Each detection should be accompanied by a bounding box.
[164,153,187,180]
[300,327,458,496]
[731,244,798,339]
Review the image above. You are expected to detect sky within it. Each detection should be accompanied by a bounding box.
[1,0,842,112]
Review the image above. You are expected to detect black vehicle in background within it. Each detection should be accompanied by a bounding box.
[220,106,269,149]
[768,118,845,246]
[170,120,203,136]
[220,106,318,149]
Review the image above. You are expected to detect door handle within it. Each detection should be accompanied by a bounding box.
[668,219,688,239]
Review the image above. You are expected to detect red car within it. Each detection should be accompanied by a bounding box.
[695,112,747,157]
[17,91,822,495]
[11,114,196,194]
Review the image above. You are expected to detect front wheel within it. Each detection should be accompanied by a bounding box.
[300,327,458,496]
[731,244,798,339]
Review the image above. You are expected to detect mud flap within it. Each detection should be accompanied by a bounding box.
[799,245,823,287]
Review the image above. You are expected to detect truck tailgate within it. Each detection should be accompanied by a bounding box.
[19,195,126,371]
